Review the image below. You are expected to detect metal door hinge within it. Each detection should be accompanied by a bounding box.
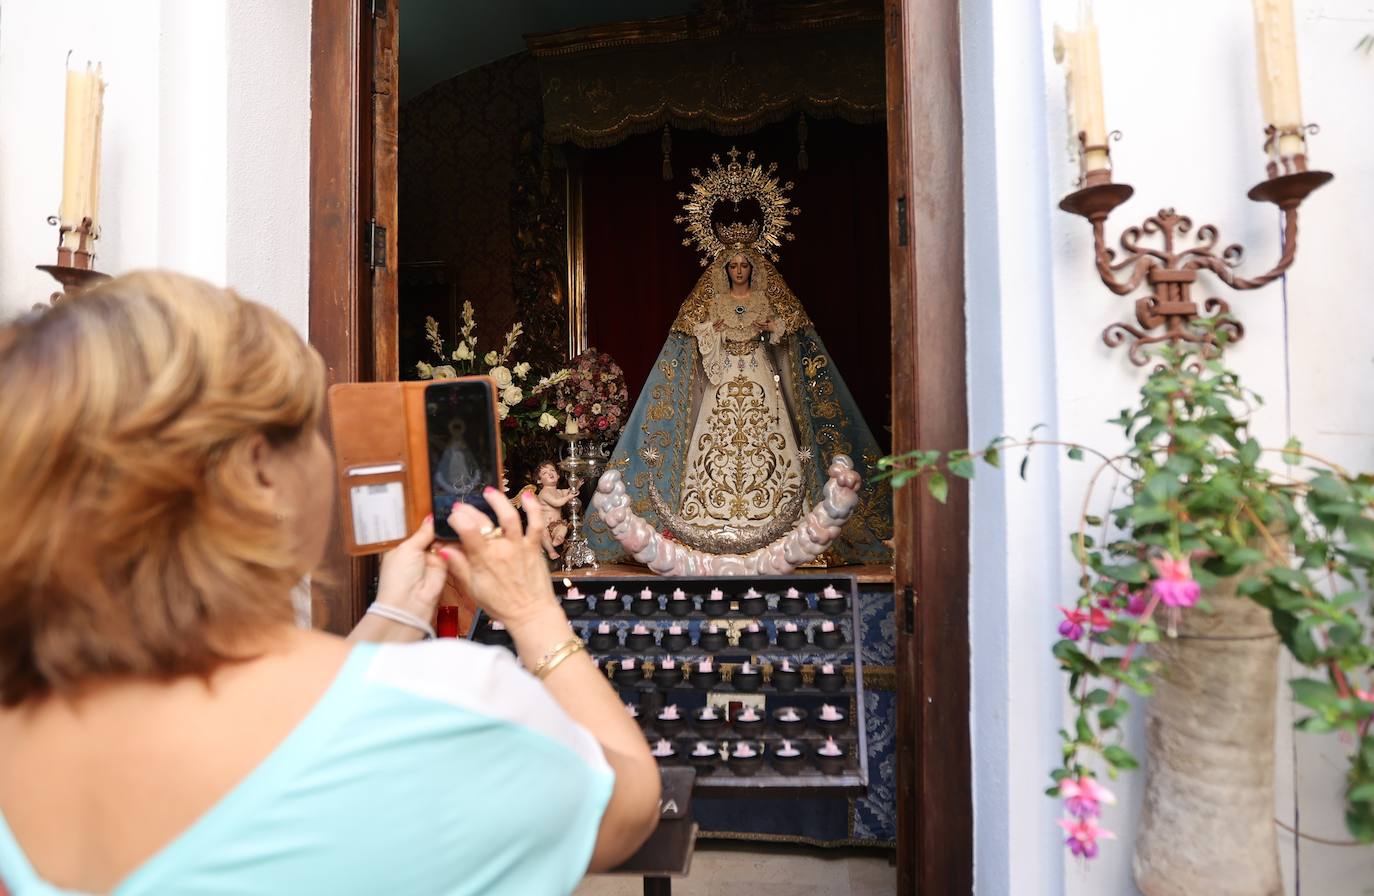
[366,219,387,270]
[896,196,908,247]
[370,0,386,18]
[902,585,915,635]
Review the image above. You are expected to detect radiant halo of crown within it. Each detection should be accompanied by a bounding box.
[673,147,801,266]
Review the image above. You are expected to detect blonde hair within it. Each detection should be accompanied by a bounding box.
[0,271,325,705]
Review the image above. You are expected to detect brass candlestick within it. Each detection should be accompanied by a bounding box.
[1058,130,1332,365]
[37,216,109,303]
[557,431,606,571]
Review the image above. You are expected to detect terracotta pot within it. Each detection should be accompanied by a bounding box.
[1133,579,1281,895]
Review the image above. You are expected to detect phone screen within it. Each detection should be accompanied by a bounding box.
[424,380,501,539]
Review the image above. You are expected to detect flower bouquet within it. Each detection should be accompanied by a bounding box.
[555,349,629,438]
[415,304,572,483]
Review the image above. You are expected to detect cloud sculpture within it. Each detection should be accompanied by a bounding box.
[591,455,863,576]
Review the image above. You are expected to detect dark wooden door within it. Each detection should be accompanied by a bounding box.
[885,0,972,892]
[308,0,398,632]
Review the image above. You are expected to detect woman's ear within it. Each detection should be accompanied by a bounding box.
[247,432,277,489]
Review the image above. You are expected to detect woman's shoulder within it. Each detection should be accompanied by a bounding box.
[357,640,610,771]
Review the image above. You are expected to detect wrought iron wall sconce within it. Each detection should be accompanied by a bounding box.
[1058,127,1332,365]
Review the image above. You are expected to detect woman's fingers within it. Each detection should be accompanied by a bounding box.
[449,502,495,545]
[520,490,545,550]
[484,487,523,541]
[398,515,436,553]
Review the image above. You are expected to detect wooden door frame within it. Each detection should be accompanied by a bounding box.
[885,0,972,892]
[309,0,974,889]
[309,0,370,634]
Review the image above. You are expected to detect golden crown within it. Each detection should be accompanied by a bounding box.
[715,220,762,249]
[673,147,800,266]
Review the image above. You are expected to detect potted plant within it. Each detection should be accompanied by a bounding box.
[880,338,1374,891]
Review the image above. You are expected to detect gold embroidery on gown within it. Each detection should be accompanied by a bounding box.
[678,282,802,534]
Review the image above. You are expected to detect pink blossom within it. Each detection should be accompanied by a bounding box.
[1058,607,1087,640]
[1150,555,1201,608]
[1058,816,1115,859]
[1059,776,1116,819]
[1356,688,1374,704]
[1058,606,1111,640]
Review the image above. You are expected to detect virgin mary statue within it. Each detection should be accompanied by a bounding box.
[586,149,892,566]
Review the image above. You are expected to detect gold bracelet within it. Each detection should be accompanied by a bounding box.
[532,637,585,680]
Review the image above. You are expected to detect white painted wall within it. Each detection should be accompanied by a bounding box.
[0,0,309,335]
[968,0,1374,892]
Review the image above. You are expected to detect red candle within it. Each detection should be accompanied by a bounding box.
[437,605,460,638]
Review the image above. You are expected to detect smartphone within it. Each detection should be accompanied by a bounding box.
[424,379,503,539]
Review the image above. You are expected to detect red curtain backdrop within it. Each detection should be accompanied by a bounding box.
[580,117,892,452]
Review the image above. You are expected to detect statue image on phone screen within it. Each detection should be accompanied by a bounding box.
[425,380,500,538]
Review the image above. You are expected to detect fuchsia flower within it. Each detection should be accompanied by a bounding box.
[1058,816,1115,859]
[1149,555,1201,608]
[1059,776,1116,819]
[1057,606,1111,640]
[1356,687,1374,704]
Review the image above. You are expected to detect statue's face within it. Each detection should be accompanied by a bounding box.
[538,464,559,487]
[726,254,752,287]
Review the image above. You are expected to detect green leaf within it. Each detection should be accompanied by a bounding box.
[1290,678,1340,711]
[1282,437,1302,465]
[984,447,1001,469]
[1067,446,1084,461]
[1345,804,1374,842]
[927,472,949,505]
[1102,745,1139,770]
[1019,453,1031,481]
[1239,438,1261,466]
[949,457,975,480]
[1349,782,1374,803]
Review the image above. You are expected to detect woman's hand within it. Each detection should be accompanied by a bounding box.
[756,318,777,335]
[374,516,449,618]
[442,488,562,633]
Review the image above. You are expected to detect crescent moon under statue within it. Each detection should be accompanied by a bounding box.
[591,455,864,576]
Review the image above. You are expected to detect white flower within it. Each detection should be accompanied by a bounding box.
[591,403,603,414]
[484,351,499,366]
[431,365,458,379]
[498,404,509,420]
[415,361,434,379]
[489,365,513,389]
[514,361,531,380]
[502,385,524,406]
[538,412,559,430]
[454,342,474,361]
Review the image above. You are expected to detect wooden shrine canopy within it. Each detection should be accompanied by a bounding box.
[525,0,885,148]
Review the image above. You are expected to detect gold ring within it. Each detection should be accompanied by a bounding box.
[479,525,503,540]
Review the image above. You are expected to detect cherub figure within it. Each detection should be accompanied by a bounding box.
[534,460,574,560]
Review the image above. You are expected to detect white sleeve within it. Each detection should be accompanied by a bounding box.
[364,640,611,775]
[694,319,727,385]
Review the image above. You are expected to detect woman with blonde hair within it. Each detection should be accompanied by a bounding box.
[0,272,658,895]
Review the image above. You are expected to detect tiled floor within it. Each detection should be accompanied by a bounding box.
[574,840,896,896]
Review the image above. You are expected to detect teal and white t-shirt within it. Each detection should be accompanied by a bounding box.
[0,640,615,895]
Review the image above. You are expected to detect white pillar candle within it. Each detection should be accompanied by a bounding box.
[1054,2,1110,174]
[1252,0,1304,157]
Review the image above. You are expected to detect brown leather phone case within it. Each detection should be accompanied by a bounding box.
[327,377,501,556]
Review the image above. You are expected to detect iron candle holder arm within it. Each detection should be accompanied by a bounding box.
[1059,137,1332,366]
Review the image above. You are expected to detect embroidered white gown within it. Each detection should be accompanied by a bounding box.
[678,287,802,536]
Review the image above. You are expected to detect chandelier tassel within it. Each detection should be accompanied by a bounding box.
[661,125,673,181]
